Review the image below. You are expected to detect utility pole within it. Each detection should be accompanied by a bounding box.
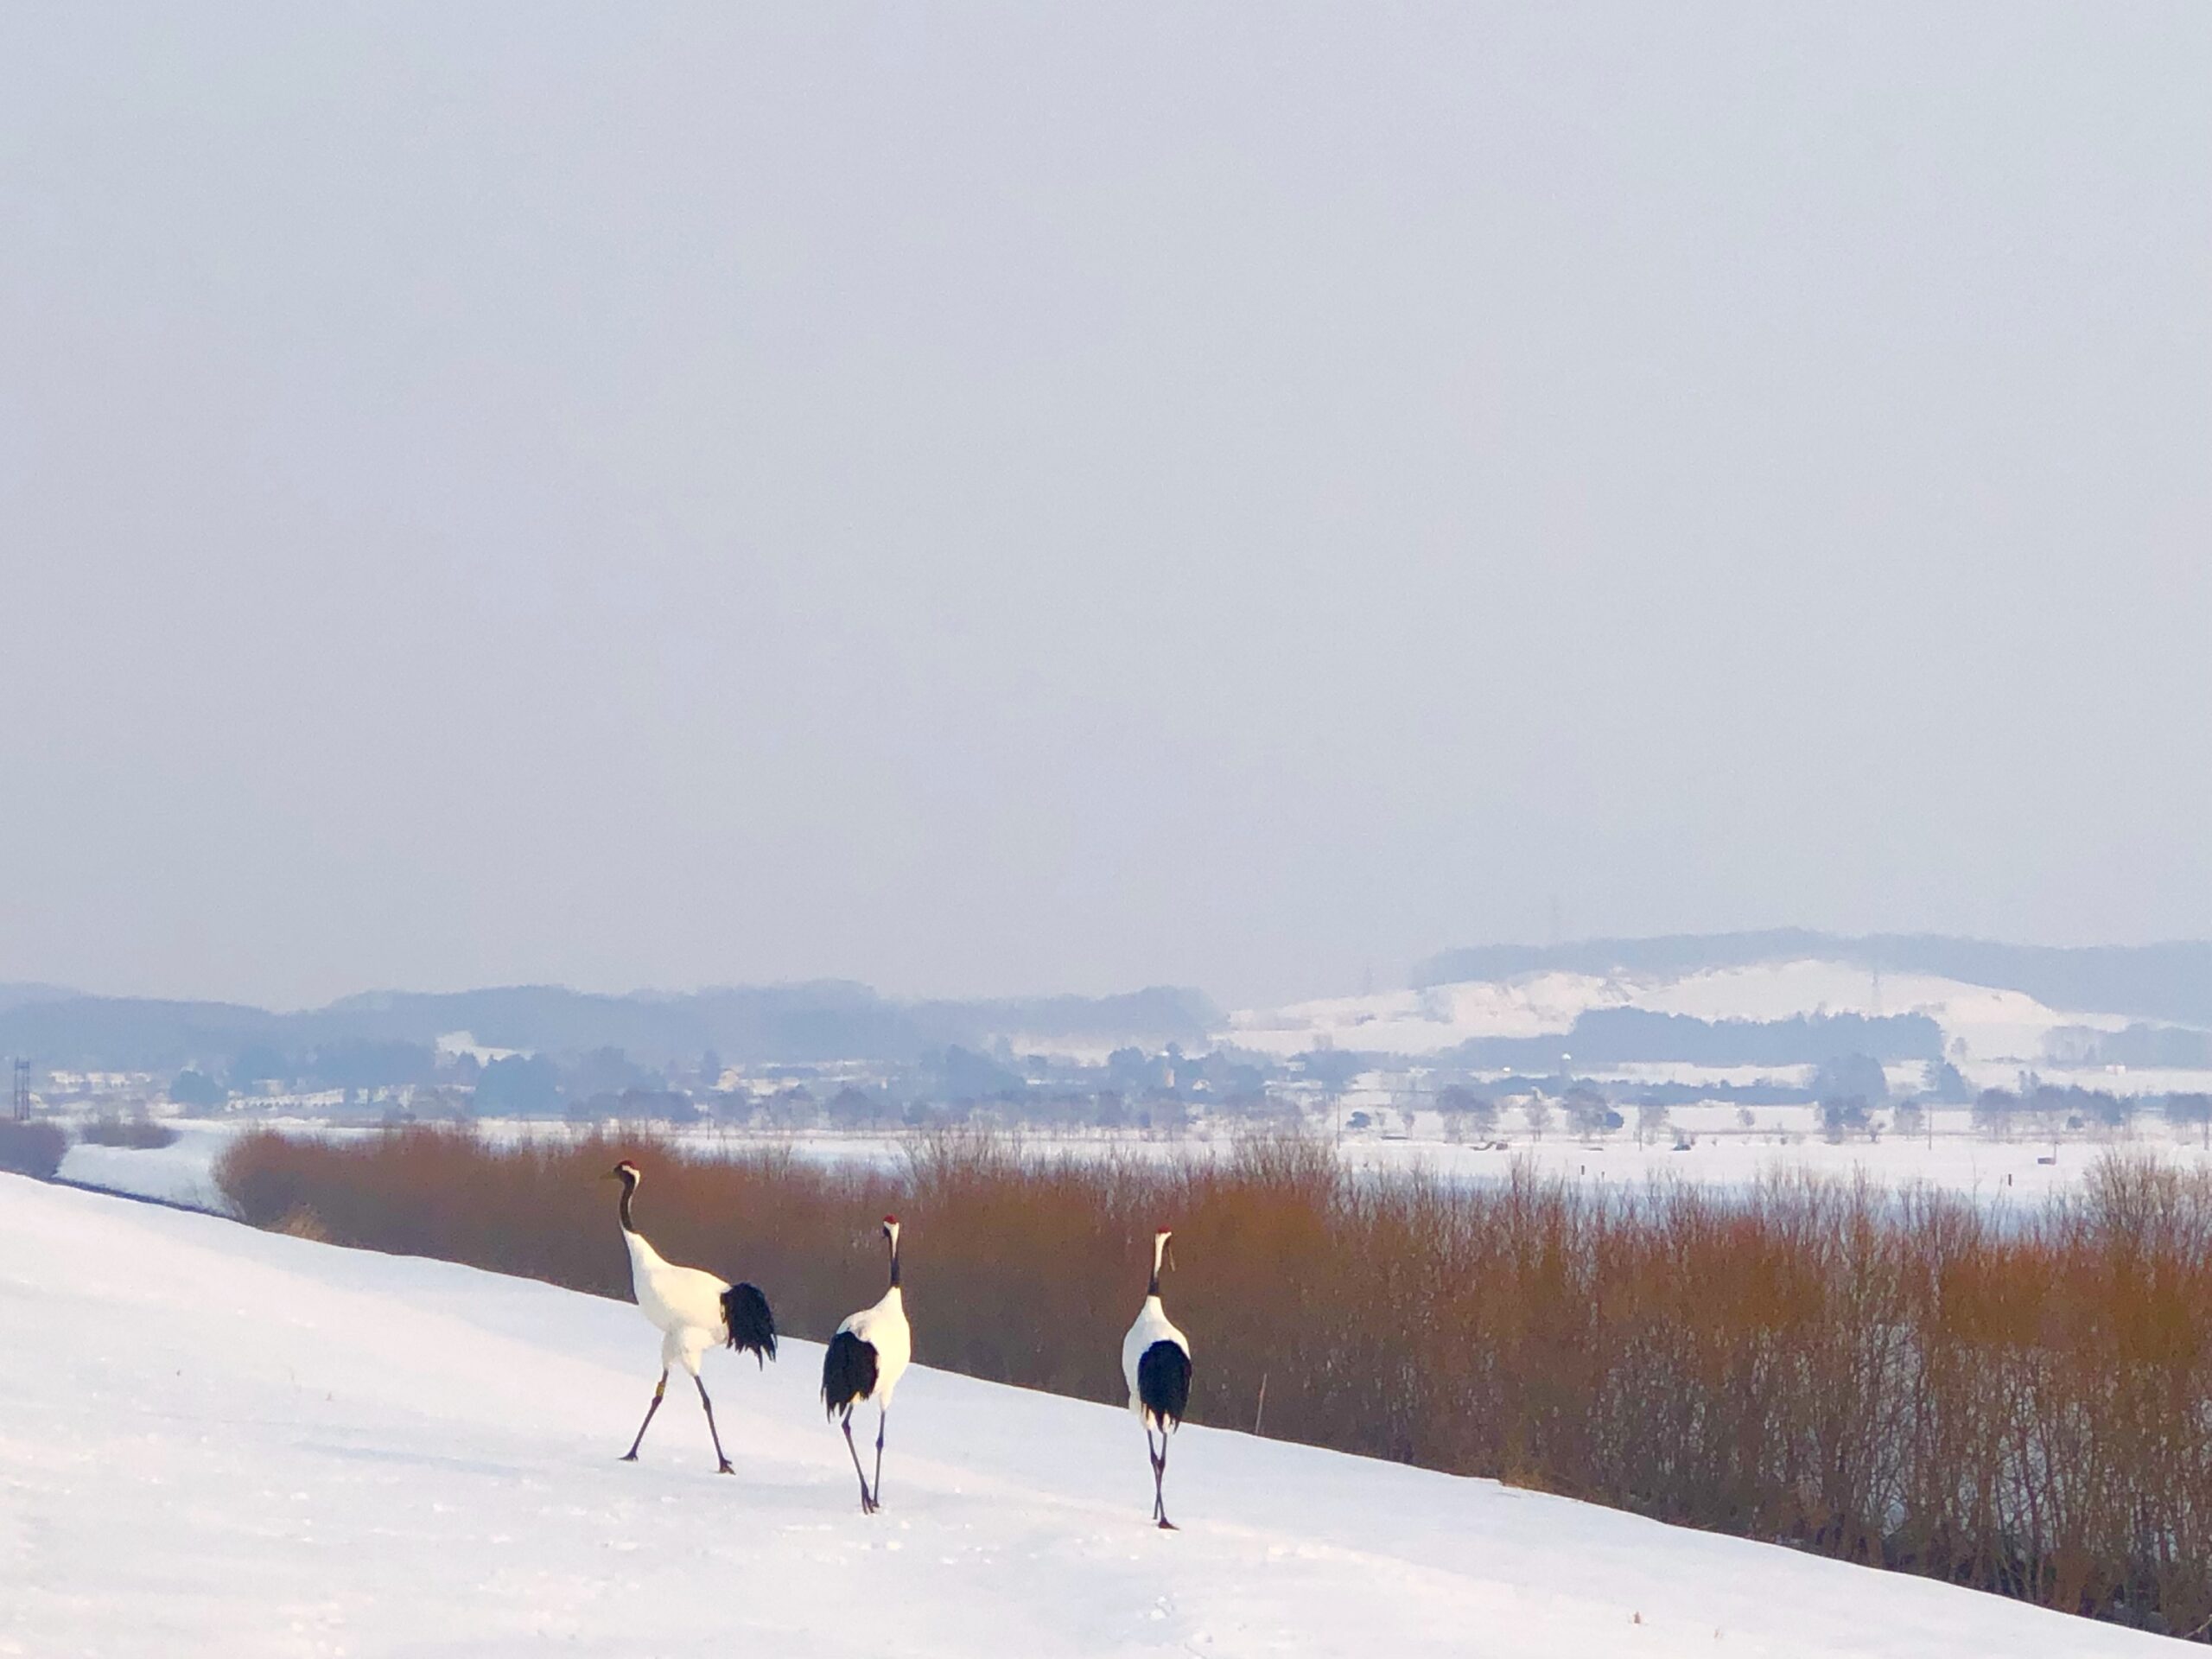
[11,1058,29,1122]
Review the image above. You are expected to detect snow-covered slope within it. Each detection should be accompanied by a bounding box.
[1222,957,2140,1069]
[0,1178,2167,1656]
[1224,971,1621,1056]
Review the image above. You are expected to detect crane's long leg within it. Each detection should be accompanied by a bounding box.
[1148,1426,1176,1529]
[872,1405,888,1511]
[840,1409,877,1514]
[694,1376,735,1475]
[622,1370,669,1461]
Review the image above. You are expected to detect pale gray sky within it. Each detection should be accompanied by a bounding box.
[2,5,2207,1011]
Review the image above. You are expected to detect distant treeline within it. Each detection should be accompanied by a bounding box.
[1452,1007,1943,1070]
[1416,930,2212,1028]
[2046,1023,2212,1070]
[0,982,1219,1071]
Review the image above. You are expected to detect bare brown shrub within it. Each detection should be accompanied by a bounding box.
[0,1120,68,1179]
[78,1112,181,1149]
[213,1128,2212,1639]
[273,1203,329,1241]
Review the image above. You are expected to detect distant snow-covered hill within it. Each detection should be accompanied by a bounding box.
[1415,931,2212,1028]
[1223,946,2212,1095]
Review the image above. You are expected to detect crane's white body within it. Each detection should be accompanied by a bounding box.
[836,1283,912,1407]
[622,1226,732,1378]
[1122,1229,1192,1528]
[607,1160,774,1474]
[1122,1294,1190,1430]
[823,1216,912,1514]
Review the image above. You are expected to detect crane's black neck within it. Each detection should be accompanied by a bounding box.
[617,1168,639,1235]
[887,1231,901,1288]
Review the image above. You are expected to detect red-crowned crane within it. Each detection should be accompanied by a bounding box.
[822,1215,910,1514]
[607,1160,778,1473]
[1121,1227,1192,1529]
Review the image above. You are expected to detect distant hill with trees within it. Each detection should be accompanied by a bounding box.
[1449,1007,1944,1070]
[1414,931,2212,1027]
[0,981,1218,1072]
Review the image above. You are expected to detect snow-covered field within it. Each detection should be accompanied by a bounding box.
[51,1112,2212,1218]
[0,1174,2170,1656]
[55,1121,238,1212]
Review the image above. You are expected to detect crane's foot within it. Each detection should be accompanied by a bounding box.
[715,1460,735,1475]
[619,1452,640,1463]
[1157,1517,1179,1531]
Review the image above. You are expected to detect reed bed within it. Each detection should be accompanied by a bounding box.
[216,1127,2212,1637]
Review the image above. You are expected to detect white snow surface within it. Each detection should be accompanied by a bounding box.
[0,1176,2168,1657]
[1221,957,2162,1074]
[55,1122,238,1212]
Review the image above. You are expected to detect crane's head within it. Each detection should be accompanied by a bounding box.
[1154,1227,1175,1273]
[882,1215,901,1248]
[607,1160,641,1186]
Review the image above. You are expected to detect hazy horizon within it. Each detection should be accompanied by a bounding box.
[3,7,2207,1012]
[10,925,2212,1021]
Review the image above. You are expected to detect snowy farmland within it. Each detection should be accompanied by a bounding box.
[50,1111,2212,1219]
[0,1173,2175,1657]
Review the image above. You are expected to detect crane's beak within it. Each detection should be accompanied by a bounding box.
[1166,1240,1177,1273]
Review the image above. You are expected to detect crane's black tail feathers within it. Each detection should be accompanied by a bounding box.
[822,1330,878,1417]
[1137,1339,1192,1432]
[721,1282,779,1366]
